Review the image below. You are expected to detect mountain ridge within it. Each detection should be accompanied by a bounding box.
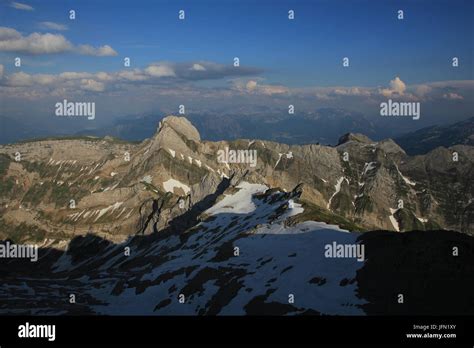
[0,115,472,249]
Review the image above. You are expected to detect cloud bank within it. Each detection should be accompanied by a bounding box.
[0,59,471,119]
[0,27,117,56]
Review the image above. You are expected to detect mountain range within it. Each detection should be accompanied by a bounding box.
[0,115,472,315]
[395,117,474,155]
[6,108,472,149]
[1,115,472,242]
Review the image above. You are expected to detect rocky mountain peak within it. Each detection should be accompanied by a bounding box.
[337,133,373,146]
[156,115,201,142]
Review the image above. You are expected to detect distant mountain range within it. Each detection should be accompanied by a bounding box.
[395,117,474,155]
[89,111,474,153]
[2,109,472,155]
[69,108,385,145]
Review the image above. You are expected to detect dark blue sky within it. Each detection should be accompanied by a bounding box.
[2,0,472,86]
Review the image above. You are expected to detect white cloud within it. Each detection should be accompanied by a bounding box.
[246,80,258,91]
[259,84,289,95]
[95,72,114,81]
[0,28,72,54]
[10,2,33,11]
[414,85,432,97]
[39,22,68,31]
[190,63,206,71]
[0,27,22,40]
[117,69,148,81]
[6,71,106,91]
[0,64,4,79]
[77,44,118,56]
[58,72,93,80]
[0,26,117,56]
[0,63,263,99]
[145,64,176,78]
[7,72,63,86]
[390,77,406,93]
[236,79,288,95]
[410,81,474,101]
[443,92,463,100]
[7,72,34,86]
[6,61,469,107]
[80,79,105,92]
[333,87,371,97]
[380,76,406,97]
[6,71,96,87]
[34,74,57,85]
[21,33,72,54]
[314,92,332,100]
[3,61,472,109]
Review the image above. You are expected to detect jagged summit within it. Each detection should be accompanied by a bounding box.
[146,115,202,157]
[156,115,201,142]
[337,133,373,146]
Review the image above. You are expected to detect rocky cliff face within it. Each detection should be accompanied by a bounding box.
[0,116,472,247]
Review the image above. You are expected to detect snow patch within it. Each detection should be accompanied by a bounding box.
[327,177,348,210]
[205,165,215,172]
[274,153,283,169]
[389,208,400,232]
[163,178,190,194]
[416,216,428,223]
[362,162,377,175]
[141,175,152,184]
[206,182,268,215]
[94,202,123,222]
[395,164,416,186]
